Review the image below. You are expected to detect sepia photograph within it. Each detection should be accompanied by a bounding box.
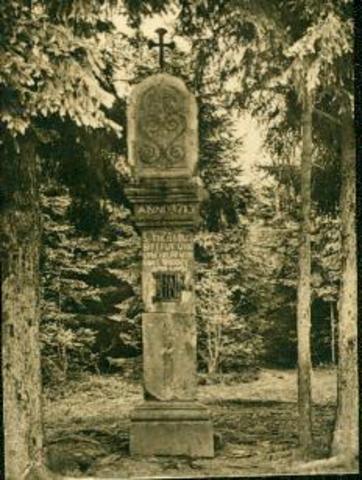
[0,1,358,479]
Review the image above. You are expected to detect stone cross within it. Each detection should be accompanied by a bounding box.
[126,73,214,457]
[148,28,175,70]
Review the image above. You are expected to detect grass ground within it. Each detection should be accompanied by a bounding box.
[43,367,355,478]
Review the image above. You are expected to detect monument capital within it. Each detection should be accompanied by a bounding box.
[127,73,198,179]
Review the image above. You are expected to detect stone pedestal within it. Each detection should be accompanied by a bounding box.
[126,73,214,458]
[130,402,213,457]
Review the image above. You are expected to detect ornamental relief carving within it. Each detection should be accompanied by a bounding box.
[137,85,187,168]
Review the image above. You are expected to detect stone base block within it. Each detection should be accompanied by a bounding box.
[130,401,214,458]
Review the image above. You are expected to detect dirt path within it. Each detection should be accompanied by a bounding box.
[43,368,348,478]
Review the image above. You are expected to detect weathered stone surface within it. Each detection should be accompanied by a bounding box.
[142,229,194,314]
[125,178,205,229]
[128,74,197,179]
[130,402,214,457]
[127,72,213,458]
[142,313,197,401]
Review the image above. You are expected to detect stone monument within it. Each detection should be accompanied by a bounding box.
[126,73,214,457]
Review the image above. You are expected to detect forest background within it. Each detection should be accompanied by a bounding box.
[0,0,358,478]
[37,3,342,388]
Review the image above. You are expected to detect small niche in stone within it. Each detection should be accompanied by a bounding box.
[153,271,185,302]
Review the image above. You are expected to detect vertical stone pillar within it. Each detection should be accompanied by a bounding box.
[126,74,214,457]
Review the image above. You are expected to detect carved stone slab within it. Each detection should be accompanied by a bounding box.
[128,74,197,178]
[142,313,197,401]
[127,72,214,458]
[125,179,205,229]
[142,229,194,314]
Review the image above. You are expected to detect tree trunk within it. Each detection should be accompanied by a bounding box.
[297,88,313,458]
[207,329,218,376]
[330,301,336,365]
[1,134,44,479]
[331,113,358,465]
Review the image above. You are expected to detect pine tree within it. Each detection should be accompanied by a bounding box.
[176,0,355,464]
[1,2,123,477]
[331,111,358,465]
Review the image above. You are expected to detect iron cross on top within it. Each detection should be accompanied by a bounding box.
[148,28,175,70]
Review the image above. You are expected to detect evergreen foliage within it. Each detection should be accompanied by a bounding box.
[1,0,349,383]
[40,181,142,385]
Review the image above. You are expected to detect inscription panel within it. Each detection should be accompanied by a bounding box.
[136,204,196,216]
[143,231,193,269]
[142,230,194,312]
